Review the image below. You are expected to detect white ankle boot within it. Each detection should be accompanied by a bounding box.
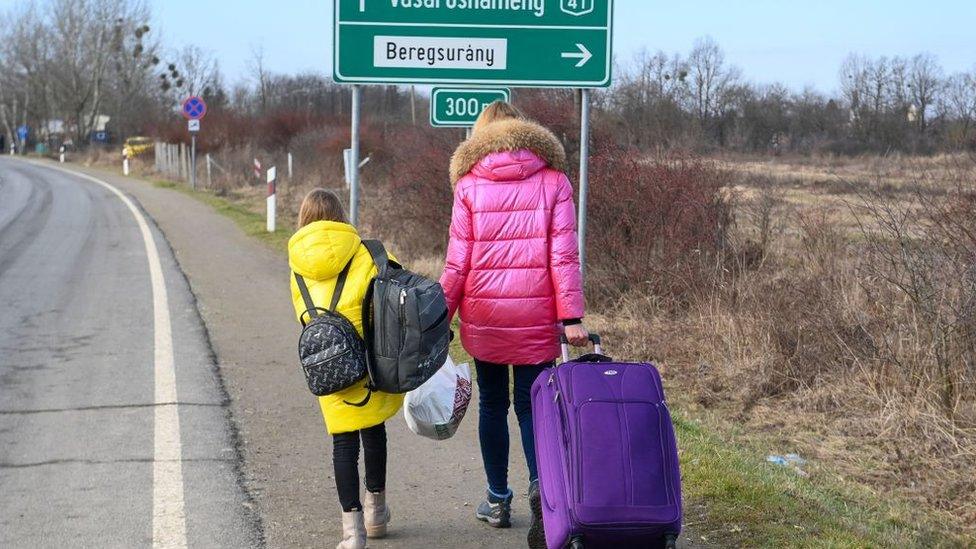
[336,510,367,549]
[363,491,391,539]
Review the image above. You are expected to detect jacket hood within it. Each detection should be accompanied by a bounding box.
[449,118,567,186]
[288,220,362,281]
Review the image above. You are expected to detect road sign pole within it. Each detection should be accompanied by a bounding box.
[349,84,361,226]
[190,134,197,189]
[578,88,591,282]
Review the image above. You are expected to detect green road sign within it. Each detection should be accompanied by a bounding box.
[333,0,613,87]
[430,87,510,127]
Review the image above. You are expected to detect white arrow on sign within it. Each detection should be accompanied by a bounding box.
[561,43,592,68]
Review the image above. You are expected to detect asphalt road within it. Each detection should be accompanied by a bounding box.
[0,158,260,548]
[0,158,700,548]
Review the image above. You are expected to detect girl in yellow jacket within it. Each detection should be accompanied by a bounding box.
[289,189,403,549]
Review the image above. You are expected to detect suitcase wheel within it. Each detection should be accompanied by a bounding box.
[568,537,584,549]
[665,534,678,549]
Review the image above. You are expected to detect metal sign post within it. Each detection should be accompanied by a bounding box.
[578,89,591,280]
[190,134,197,188]
[430,87,510,127]
[187,119,201,189]
[333,0,613,87]
[349,85,361,226]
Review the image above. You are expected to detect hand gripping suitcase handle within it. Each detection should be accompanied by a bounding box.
[559,333,603,363]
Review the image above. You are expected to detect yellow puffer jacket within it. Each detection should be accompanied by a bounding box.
[288,220,404,434]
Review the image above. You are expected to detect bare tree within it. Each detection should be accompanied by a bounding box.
[247,45,272,115]
[840,54,868,117]
[940,68,976,148]
[611,48,691,147]
[908,53,944,133]
[154,44,222,111]
[688,36,739,124]
[0,0,157,144]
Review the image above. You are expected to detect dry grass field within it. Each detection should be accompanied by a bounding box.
[611,153,976,535]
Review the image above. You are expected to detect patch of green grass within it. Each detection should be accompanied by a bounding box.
[151,180,292,252]
[673,412,968,548]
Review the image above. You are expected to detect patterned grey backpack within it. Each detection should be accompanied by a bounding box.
[295,258,369,398]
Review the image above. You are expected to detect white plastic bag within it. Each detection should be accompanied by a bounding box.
[404,356,472,440]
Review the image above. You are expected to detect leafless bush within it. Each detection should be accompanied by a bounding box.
[584,152,733,309]
[734,176,788,268]
[850,183,976,423]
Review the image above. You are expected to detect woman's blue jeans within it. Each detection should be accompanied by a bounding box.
[474,359,552,497]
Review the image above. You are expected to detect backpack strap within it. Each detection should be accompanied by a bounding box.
[294,256,355,325]
[362,239,389,274]
[360,240,392,391]
[294,273,318,322]
[329,258,354,312]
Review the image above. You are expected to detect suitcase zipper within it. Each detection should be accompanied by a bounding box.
[550,367,575,508]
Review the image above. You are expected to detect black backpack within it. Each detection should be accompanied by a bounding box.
[295,258,369,398]
[361,240,450,394]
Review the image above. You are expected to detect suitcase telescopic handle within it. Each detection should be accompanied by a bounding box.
[559,333,603,363]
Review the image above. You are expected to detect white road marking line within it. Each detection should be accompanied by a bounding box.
[30,162,186,548]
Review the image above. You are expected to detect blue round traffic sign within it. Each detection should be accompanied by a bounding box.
[181,96,207,120]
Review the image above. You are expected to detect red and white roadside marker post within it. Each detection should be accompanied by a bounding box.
[266,166,277,233]
[123,152,130,176]
[253,158,262,181]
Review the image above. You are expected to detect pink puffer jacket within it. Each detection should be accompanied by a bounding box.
[440,118,585,365]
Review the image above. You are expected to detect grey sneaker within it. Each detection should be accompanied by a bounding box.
[527,480,546,549]
[475,490,513,528]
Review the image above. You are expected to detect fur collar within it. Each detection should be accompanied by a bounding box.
[449,118,567,185]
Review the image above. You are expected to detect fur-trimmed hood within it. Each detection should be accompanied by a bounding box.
[449,118,567,185]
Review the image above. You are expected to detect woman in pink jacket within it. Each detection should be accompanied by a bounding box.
[440,101,588,546]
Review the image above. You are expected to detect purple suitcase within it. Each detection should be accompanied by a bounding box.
[531,335,681,549]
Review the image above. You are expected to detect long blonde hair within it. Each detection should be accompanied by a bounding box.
[472,100,525,135]
[298,188,347,227]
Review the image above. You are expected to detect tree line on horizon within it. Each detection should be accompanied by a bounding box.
[1,0,974,156]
